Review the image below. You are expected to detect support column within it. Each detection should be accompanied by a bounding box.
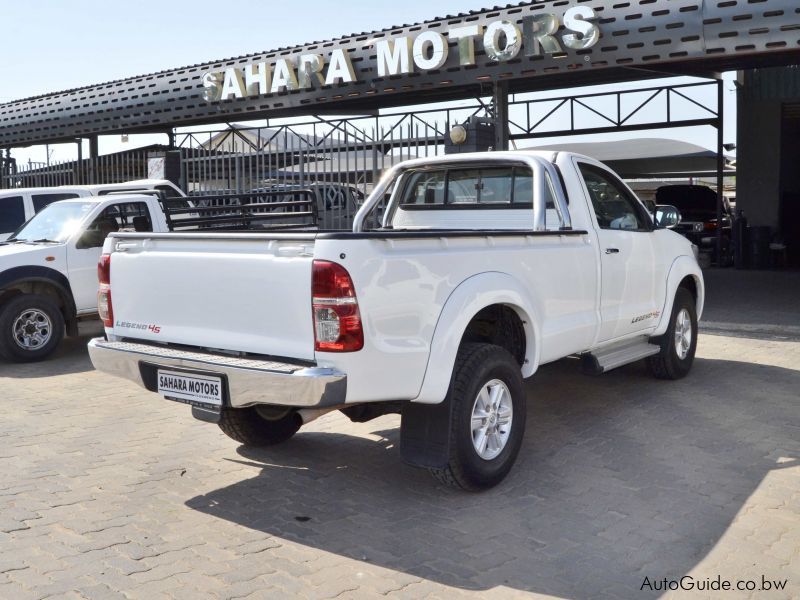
[88,135,99,184]
[716,80,724,266]
[75,139,83,185]
[493,81,510,151]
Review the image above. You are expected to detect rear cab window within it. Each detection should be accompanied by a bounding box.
[391,164,564,230]
[399,167,530,208]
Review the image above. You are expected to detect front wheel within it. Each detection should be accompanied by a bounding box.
[0,294,65,363]
[429,343,527,491]
[647,287,698,380]
[217,406,301,447]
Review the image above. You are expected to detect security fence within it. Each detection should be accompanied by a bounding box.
[175,109,455,228]
[1,149,151,189]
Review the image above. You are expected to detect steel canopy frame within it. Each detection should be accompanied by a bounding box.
[0,0,798,149]
[507,81,721,140]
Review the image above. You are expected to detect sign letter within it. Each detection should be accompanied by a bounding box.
[220,68,246,100]
[298,54,325,88]
[244,62,271,96]
[325,49,356,85]
[201,72,222,102]
[483,20,522,62]
[563,7,600,50]
[376,38,413,76]
[413,31,448,71]
[448,25,483,66]
[523,15,563,56]
[271,59,299,93]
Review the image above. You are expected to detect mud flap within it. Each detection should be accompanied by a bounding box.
[400,397,453,469]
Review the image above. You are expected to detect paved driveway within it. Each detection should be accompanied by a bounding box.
[1,271,798,599]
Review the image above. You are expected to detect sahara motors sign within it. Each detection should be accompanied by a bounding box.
[202,6,600,103]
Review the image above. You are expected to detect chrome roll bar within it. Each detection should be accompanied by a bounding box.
[352,152,572,232]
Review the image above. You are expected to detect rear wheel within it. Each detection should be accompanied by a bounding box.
[0,294,65,363]
[217,406,301,447]
[647,287,698,380]
[429,343,526,491]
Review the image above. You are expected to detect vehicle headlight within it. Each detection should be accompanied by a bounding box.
[691,244,700,261]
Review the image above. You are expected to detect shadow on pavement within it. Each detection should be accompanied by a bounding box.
[185,357,799,598]
[0,334,96,378]
[701,269,800,341]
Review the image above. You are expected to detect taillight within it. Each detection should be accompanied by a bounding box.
[704,221,719,231]
[312,260,363,352]
[97,254,113,327]
[97,254,111,285]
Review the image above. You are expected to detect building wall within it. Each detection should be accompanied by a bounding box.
[737,67,800,229]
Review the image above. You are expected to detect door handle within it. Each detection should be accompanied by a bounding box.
[605,248,620,254]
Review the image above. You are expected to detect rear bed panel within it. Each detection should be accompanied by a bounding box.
[108,236,315,361]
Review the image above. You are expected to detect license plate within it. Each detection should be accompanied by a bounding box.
[157,369,223,407]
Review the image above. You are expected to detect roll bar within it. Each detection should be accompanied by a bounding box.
[353,152,572,232]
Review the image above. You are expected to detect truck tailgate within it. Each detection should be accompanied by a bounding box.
[108,235,315,360]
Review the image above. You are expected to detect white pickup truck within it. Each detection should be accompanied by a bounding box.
[89,152,704,490]
[0,192,191,362]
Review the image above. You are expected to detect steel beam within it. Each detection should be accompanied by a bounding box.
[0,0,798,148]
[493,81,510,151]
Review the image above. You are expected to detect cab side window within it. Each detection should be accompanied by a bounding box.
[80,202,152,248]
[0,196,25,234]
[31,193,80,213]
[578,163,649,231]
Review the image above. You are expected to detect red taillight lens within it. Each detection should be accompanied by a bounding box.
[312,260,363,352]
[98,254,111,285]
[97,254,113,327]
[704,221,719,231]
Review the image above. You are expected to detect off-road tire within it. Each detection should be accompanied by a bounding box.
[429,343,526,491]
[647,287,698,380]
[218,407,302,447]
[0,294,65,363]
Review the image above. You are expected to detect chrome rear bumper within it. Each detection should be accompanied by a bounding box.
[87,338,346,408]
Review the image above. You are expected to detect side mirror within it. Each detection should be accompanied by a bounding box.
[655,205,681,229]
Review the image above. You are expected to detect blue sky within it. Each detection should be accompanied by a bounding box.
[2,0,737,164]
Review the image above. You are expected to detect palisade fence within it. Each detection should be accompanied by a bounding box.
[173,106,478,228]
[1,149,151,189]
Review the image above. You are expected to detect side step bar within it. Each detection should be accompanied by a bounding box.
[581,337,661,375]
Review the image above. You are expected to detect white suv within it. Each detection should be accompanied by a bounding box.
[0,180,184,241]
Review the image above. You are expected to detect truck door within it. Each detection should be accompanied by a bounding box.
[67,201,154,312]
[575,160,663,342]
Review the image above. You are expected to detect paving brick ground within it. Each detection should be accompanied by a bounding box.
[0,270,798,599]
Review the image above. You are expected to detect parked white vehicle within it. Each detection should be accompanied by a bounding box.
[88,152,704,490]
[0,193,182,362]
[0,179,185,241]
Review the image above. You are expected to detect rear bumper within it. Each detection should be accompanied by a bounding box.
[87,338,346,408]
